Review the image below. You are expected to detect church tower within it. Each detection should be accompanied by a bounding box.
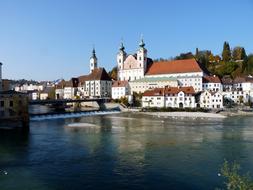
[137,37,147,72]
[90,48,97,73]
[117,42,126,80]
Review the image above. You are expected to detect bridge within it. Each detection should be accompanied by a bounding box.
[29,98,110,105]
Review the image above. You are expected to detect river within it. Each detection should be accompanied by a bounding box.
[1,113,253,190]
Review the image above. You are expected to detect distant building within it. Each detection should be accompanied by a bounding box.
[55,80,66,99]
[202,75,222,92]
[111,81,129,100]
[145,59,204,92]
[129,76,178,94]
[221,75,233,92]
[2,79,11,91]
[0,90,29,129]
[78,67,112,98]
[142,86,196,108]
[40,87,55,100]
[200,90,223,109]
[63,78,79,99]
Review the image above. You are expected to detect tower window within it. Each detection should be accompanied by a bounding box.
[119,59,121,63]
[139,57,142,61]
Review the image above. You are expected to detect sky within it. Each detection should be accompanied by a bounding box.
[0,0,253,81]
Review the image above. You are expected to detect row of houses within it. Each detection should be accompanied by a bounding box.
[141,87,223,109]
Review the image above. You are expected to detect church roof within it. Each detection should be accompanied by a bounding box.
[145,59,203,75]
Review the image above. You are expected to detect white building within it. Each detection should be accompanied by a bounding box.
[129,76,178,94]
[145,59,205,92]
[202,75,222,91]
[221,76,253,104]
[55,80,66,99]
[142,86,196,108]
[223,90,250,104]
[200,90,223,109]
[63,78,79,99]
[15,83,45,92]
[78,68,112,98]
[111,81,129,100]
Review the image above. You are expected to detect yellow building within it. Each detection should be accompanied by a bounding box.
[0,90,29,129]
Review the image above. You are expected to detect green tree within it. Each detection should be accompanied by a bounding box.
[245,54,253,74]
[219,160,253,190]
[174,52,194,60]
[222,41,232,62]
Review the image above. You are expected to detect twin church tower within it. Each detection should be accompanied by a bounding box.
[89,38,149,81]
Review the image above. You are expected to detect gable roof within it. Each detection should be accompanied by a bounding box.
[88,68,111,81]
[203,75,221,83]
[145,59,203,75]
[112,80,129,88]
[77,67,111,86]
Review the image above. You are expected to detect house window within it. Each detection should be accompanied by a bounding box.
[0,101,4,107]
[9,101,13,107]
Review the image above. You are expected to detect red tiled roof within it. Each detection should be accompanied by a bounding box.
[78,68,111,85]
[55,80,66,89]
[112,80,129,88]
[145,59,202,75]
[143,86,195,96]
[203,75,221,83]
[233,77,246,83]
[143,88,164,96]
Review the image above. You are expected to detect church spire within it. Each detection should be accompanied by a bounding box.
[139,35,145,48]
[91,47,97,58]
[90,47,97,74]
[119,42,125,51]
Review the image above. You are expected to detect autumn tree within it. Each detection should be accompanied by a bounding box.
[108,66,117,80]
[232,46,247,61]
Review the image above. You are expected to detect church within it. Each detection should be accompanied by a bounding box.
[116,39,206,93]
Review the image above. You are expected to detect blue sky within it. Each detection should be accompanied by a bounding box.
[0,0,253,81]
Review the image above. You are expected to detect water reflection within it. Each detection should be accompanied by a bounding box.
[1,113,253,189]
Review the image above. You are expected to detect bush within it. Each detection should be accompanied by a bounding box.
[219,160,253,190]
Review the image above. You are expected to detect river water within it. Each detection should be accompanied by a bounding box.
[1,113,253,190]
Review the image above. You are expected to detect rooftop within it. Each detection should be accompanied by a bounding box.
[203,75,221,83]
[112,80,129,88]
[146,59,203,75]
[143,86,195,96]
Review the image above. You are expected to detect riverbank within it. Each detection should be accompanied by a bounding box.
[140,111,226,119]
[220,110,253,116]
